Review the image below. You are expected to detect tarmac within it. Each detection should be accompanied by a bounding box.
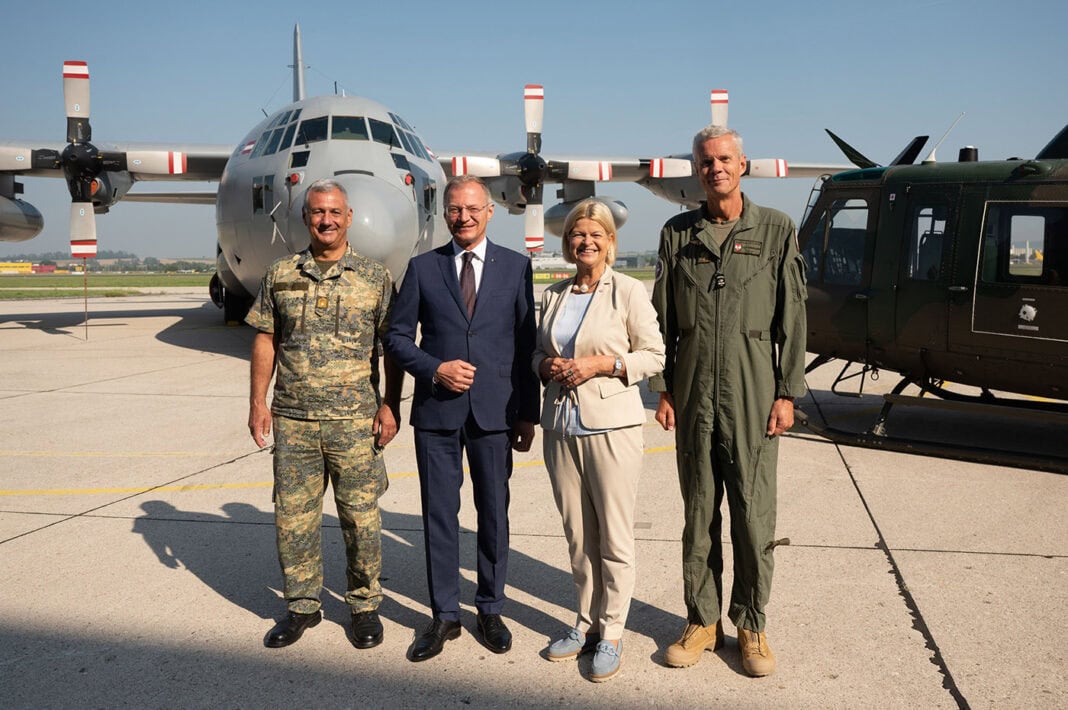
[0,290,1065,709]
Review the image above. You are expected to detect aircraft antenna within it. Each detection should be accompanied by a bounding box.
[291,24,306,102]
[923,112,965,164]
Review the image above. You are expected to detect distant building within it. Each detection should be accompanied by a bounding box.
[0,262,33,274]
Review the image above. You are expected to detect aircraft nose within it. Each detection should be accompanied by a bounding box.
[334,174,419,280]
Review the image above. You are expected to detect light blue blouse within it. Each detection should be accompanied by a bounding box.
[549,292,609,436]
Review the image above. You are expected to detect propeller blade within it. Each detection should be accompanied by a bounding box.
[0,145,31,171]
[567,160,613,181]
[69,202,97,257]
[451,155,502,178]
[710,89,729,127]
[524,84,543,154]
[648,158,693,178]
[745,159,788,178]
[124,150,189,175]
[63,61,91,143]
[825,129,878,169]
[523,182,543,252]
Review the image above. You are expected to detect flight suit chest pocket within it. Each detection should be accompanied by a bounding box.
[672,246,704,333]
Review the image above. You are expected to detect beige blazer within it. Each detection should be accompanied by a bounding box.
[532,267,666,430]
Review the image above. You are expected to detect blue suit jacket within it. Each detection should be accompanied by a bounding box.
[384,240,540,432]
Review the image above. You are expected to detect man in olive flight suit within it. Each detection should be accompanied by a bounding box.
[650,125,807,677]
[247,179,401,650]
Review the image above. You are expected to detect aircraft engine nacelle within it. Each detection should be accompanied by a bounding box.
[544,197,629,237]
[0,195,44,242]
[90,172,135,212]
[484,176,528,215]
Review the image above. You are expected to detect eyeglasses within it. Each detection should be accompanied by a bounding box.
[445,204,489,217]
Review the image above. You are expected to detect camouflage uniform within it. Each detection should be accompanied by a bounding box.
[246,246,392,614]
[649,195,807,632]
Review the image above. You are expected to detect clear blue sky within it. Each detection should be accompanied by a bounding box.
[1,0,1065,258]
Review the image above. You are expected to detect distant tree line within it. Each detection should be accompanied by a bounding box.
[1,250,214,273]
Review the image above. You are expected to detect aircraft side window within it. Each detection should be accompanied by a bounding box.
[295,117,328,145]
[290,151,310,169]
[981,204,1068,286]
[907,205,948,281]
[252,176,264,214]
[368,118,400,148]
[263,175,275,213]
[332,116,370,141]
[397,130,415,155]
[801,213,826,283]
[823,198,869,286]
[391,153,411,170]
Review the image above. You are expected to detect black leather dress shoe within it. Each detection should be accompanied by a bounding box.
[265,610,322,648]
[350,610,384,649]
[476,613,512,654]
[409,618,461,662]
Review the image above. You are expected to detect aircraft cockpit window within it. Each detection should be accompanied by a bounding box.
[263,127,286,156]
[396,129,415,154]
[807,198,869,286]
[389,112,414,132]
[296,117,329,145]
[290,151,310,169]
[391,153,411,170]
[280,122,298,152]
[289,109,302,123]
[982,204,1068,286]
[907,206,949,281]
[409,134,431,161]
[332,116,370,141]
[368,118,401,148]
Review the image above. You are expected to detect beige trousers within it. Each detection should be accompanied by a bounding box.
[544,425,643,640]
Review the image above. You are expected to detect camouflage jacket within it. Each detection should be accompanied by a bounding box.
[246,246,392,420]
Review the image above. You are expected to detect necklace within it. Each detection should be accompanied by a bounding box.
[572,282,590,293]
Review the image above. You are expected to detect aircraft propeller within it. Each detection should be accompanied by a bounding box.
[0,62,198,257]
[450,85,615,252]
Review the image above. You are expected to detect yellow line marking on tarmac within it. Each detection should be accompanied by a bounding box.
[0,444,677,497]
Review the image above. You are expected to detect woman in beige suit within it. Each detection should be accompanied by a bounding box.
[533,199,665,682]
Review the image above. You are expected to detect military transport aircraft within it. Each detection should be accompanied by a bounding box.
[0,26,843,322]
[795,126,1068,472]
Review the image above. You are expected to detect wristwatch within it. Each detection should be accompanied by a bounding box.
[611,356,623,377]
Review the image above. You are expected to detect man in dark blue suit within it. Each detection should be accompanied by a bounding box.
[385,175,540,661]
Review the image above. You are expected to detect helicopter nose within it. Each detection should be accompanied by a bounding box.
[334,174,419,280]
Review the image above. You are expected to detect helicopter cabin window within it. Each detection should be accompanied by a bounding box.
[368,118,401,148]
[907,205,948,281]
[295,117,329,146]
[980,204,1068,286]
[802,198,870,286]
[332,116,370,141]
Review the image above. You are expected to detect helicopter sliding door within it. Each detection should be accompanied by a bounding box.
[799,190,879,362]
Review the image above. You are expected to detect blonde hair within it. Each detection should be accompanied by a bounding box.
[561,199,618,265]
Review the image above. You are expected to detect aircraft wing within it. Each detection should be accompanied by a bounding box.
[0,141,233,181]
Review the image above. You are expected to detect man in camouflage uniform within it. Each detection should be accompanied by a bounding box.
[650,126,807,676]
[247,178,401,650]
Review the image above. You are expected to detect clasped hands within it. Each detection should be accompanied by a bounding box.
[540,356,599,388]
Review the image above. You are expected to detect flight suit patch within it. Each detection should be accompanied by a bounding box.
[732,239,762,256]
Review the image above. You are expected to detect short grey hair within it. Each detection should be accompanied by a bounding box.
[692,125,744,163]
[302,178,349,216]
[444,175,492,205]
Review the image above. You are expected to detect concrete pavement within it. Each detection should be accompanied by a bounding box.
[0,292,1065,708]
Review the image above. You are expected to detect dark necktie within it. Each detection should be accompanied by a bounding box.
[460,251,476,318]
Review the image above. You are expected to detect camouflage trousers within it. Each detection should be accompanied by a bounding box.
[272,415,388,614]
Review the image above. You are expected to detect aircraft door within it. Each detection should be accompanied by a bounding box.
[893,187,960,354]
[799,191,878,362]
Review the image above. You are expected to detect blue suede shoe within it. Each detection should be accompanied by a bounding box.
[590,639,622,682]
[547,628,600,661]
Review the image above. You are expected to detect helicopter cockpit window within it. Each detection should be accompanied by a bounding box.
[808,198,869,286]
[907,205,948,281]
[332,116,370,141]
[295,116,329,146]
[981,204,1068,286]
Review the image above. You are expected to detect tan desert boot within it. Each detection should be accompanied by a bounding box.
[737,627,775,676]
[664,621,724,668]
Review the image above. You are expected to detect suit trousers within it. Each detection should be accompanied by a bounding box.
[414,416,512,621]
[544,425,642,640]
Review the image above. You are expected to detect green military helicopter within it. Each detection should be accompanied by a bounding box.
[796,123,1068,473]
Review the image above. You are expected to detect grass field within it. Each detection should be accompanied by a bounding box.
[0,273,211,300]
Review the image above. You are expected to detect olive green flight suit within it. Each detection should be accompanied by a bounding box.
[246,246,392,614]
[649,195,807,632]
